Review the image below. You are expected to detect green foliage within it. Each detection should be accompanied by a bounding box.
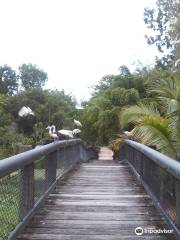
[120,77,180,158]
[92,75,114,96]
[118,65,131,76]
[81,65,143,145]
[110,88,140,106]
[148,77,179,114]
[144,0,178,52]
[144,0,180,68]
[0,64,76,158]
[97,110,119,144]
[120,103,160,128]
[93,96,113,110]
[133,116,177,158]
[80,106,100,144]
[0,65,18,96]
[92,66,146,97]
[112,75,145,97]
[19,63,48,90]
[5,88,76,138]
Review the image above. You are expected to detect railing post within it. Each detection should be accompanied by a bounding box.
[20,163,34,220]
[62,146,66,171]
[79,144,84,162]
[71,144,75,165]
[64,146,71,171]
[74,143,80,163]
[159,169,165,202]
[45,151,57,190]
[83,146,88,162]
[19,145,34,221]
[175,180,180,228]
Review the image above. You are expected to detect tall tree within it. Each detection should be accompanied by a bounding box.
[92,75,114,96]
[0,65,18,95]
[144,0,180,67]
[19,63,48,90]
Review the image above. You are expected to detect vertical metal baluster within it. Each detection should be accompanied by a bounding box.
[19,145,34,221]
[20,162,34,220]
[175,180,180,228]
[45,151,57,190]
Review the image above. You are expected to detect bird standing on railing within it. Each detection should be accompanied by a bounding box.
[46,126,59,141]
[51,125,73,139]
[58,129,74,139]
[51,125,81,139]
[72,128,81,138]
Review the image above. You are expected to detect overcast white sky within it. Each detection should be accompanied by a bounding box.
[0,0,157,102]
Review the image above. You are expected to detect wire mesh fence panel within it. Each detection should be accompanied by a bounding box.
[122,140,180,236]
[0,140,93,239]
[141,155,161,199]
[56,148,65,178]
[45,152,57,190]
[0,171,21,240]
[141,155,177,223]
[34,157,46,203]
[158,170,176,222]
[64,146,72,172]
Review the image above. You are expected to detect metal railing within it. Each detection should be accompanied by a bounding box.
[0,139,96,240]
[118,140,180,239]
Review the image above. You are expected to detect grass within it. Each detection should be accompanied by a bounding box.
[0,175,19,240]
[0,168,48,239]
[0,157,64,239]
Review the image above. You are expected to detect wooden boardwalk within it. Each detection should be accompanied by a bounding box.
[18,148,176,240]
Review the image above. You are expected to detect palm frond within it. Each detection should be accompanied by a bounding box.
[131,116,177,158]
[149,78,179,100]
[111,137,124,151]
[120,102,160,128]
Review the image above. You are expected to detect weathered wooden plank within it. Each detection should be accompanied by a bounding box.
[33,213,164,221]
[49,194,150,199]
[43,205,159,213]
[21,227,175,239]
[18,233,174,240]
[55,190,146,195]
[27,219,167,228]
[44,200,154,207]
[23,225,173,233]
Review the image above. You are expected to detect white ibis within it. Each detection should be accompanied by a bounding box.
[46,126,58,141]
[51,125,81,139]
[175,59,180,68]
[18,106,34,117]
[51,125,56,133]
[72,128,81,135]
[51,125,73,139]
[72,128,81,138]
[74,119,82,127]
[57,129,73,139]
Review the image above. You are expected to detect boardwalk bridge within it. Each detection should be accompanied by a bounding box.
[0,139,180,239]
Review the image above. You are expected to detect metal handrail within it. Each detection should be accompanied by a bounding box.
[125,140,180,180]
[119,140,180,239]
[0,139,81,177]
[0,139,96,240]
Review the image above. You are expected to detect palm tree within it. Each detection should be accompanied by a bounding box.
[119,77,180,159]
